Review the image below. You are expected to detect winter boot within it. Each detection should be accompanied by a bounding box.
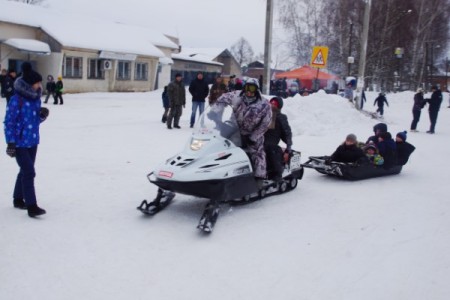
[27,205,46,218]
[13,198,27,210]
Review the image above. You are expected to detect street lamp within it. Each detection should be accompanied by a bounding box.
[394,47,404,91]
[347,22,353,77]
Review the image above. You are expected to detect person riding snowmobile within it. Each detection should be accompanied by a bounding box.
[215,78,272,184]
[264,96,293,182]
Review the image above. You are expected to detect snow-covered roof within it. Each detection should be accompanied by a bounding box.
[172,47,227,66]
[0,0,178,58]
[3,38,50,55]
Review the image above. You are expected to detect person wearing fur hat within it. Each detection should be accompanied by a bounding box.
[264,96,293,182]
[366,122,388,146]
[4,62,49,217]
[216,78,272,185]
[395,131,415,165]
[329,134,367,164]
[410,88,425,132]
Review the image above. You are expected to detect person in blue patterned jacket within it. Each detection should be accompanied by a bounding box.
[4,62,49,217]
[216,78,272,185]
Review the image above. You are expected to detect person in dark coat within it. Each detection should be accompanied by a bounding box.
[395,131,415,165]
[188,72,209,128]
[208,76,227,105]
[43,75,56,104]
[425,85,443,134]
[3,62,49,217]
[330,134,367,163]
[373,92,389,116]
[0,68,7,98]
[264,96,293,182]
[410,88,425,132]
[377,132,397,169]
[3,68,17,104]
[166,73,186,129]
[161,85,170,123]
[366,122,388,146]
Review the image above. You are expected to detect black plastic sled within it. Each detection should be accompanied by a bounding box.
[302,156,402,181]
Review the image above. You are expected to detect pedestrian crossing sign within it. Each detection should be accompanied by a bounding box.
[311,46,329,68]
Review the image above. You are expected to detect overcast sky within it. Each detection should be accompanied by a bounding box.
[44,0,278,55]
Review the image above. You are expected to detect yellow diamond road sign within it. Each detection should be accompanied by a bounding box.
[311,46,329,68]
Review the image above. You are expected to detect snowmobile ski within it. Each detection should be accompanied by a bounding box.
[137,188,175,215]
[197,202,220,233]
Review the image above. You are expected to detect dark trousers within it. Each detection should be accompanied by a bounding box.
[410,110,421,130]
[54,92,63,104]
[167,105,183,127]
[264,144,283,179]
[13,146,38,207]
[376,106,384,115]
[44,92,55,103]
[162,108,169,123]
[429,110,439,133]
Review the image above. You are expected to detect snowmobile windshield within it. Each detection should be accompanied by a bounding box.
[195,103,242,147]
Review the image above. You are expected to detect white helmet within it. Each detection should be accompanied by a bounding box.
[244,78,260,90]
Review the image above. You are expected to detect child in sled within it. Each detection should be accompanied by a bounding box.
[395,131,415,165]
[363,142,384,166]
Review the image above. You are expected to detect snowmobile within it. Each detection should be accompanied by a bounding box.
[302,156,402,180]
[137,103,304,233]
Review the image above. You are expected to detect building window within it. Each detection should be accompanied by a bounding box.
[117,61,131,80]
[135,62,148,80]
[63,56,83,78]
[88,59,105,79]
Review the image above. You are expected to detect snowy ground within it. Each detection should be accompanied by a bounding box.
[1,89,449,300]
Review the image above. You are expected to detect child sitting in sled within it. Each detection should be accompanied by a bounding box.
[363,142,384,166]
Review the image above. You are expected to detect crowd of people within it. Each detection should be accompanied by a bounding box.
[328,123,416,169]
[1,63,447,217]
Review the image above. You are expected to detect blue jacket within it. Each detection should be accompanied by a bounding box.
[4,78,44,147]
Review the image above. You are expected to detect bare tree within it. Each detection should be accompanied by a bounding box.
[277,0,450,90]
[230,37,255,66]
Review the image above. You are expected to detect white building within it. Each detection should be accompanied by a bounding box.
[0,0,178,93]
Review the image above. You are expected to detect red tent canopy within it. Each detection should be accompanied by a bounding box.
[275,65,339,80]
[274,65,339,90]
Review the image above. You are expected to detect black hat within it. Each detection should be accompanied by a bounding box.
[175,73,182,78]
[373,123,388,134]
[396,131,407,141]
[21,62,42,85]
[431,85,438,90]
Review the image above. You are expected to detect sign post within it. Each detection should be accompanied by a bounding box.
[311,46,329,90]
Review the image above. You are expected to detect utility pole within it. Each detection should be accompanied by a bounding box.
[355,0,371,110]
[263,0,273,95]
[445,57,448,92]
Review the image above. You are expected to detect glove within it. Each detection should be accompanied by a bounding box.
[283,148,292,163]
[6,143,16,158]
[39,107,49,120]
